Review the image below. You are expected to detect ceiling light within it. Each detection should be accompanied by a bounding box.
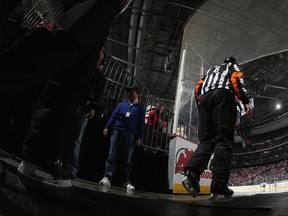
[275,103,281,110]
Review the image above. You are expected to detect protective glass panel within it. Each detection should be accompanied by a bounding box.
[177,0,288,135]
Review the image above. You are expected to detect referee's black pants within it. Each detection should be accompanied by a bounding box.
[185,89,237,191]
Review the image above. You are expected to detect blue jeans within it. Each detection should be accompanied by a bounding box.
[65,105,88,176]
[104,129,135,185]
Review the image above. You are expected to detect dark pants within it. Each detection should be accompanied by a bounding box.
[64,104,88,176]
[185,89,237,191]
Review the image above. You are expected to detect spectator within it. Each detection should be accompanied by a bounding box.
[145,102,166,147]
[1,0,134,178]
[62,50,107,179]
[145,102,165,128]
[99,87,145,191]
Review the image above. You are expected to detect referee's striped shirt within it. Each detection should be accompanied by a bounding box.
[195,62,250,105]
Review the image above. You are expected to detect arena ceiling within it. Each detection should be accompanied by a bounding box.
[1,0,287,129]
[105,0,288,128]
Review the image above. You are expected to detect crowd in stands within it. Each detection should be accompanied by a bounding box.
[232,144,288,167]
[234,127,288,154]
[229,159,288,186]
[228,126,288,186]
[242,109,288,129]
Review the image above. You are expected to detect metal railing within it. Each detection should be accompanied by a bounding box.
[0,0,198,154]
[100,53,198,153]
[0,0,63,51]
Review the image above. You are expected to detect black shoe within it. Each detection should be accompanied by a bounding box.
[210,187,234,201]
[42,160,65,177]
[182,171,200,197]
[61,169,77,180]
[210,186,234,196]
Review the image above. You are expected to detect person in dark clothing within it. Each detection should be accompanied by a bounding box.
[0,0,133,179]
[62,50,107,179]
[182,57,252,200]
[99,87,145,191]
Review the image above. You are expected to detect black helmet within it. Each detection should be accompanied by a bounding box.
[224,57,237,64]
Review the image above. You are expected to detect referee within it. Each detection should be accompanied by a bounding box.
[182,57,252,198]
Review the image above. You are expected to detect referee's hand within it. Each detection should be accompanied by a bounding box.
[245,104,252,117]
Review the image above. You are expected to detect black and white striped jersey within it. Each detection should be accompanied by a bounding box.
[195,62,250,105]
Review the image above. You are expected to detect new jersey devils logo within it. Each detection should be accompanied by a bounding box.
[175,148,193,174]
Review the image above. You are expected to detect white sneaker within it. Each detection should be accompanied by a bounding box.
[126,183,135,191]
[17,160,39,176]
[17,161,72,187]
[99,177,111,187]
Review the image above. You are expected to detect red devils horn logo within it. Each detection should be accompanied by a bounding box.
[175,148,193,174]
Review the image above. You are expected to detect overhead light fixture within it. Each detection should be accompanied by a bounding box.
[275,103,281,110]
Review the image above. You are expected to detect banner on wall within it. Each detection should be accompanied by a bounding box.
[168,136,213,194]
